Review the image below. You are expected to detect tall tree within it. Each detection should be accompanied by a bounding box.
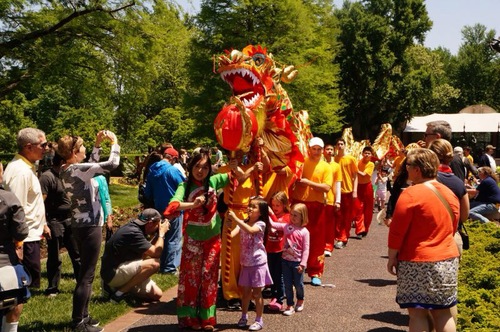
[0,1,194,152]
[334,0,432,139]
[449,24,499,111]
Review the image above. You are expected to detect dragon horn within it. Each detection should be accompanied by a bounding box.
[281,65,298,83]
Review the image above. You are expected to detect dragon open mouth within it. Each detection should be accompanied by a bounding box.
[220,68,265,108]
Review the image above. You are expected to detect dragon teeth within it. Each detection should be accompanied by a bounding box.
[242,93,261,107]
[221,68,259,87]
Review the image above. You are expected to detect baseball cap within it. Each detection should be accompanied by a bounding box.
[165,147,179,157]
[486,144,496,150]
[309,137,324,148]
[453,146,463,154]
[135,208,162,226]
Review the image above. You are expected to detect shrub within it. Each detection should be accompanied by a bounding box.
[458,221,500,330]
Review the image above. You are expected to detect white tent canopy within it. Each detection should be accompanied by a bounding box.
[404,113,500,133]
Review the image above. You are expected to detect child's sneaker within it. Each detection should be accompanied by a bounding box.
[295,300,304,312]
[268,298,282,311]
[248,321,263,331]
[283,306,295,316]
[237,317,248,327]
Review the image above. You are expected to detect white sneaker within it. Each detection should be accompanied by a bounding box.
[295,301,304,312]
[324,250,332,257]
[283,306,295,316]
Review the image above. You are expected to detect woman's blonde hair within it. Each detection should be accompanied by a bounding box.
[291,203,308,226]
[271,191,291,213]
[428,139,453,165]
[57,135,83,160]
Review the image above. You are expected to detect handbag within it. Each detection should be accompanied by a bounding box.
[424,182,469,250]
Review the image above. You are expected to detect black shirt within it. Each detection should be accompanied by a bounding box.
[39,168,71,220]
[437,171,467,199]
[100,220,152,283]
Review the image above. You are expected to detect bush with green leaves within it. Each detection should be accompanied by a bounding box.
[458,222,500,330]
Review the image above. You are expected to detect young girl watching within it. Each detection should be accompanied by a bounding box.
[265,191,290,311]
[269,203,310,316]
[227,197,272,331]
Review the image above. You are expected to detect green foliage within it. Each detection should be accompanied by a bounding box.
[458,222,500,331]
[0,1,194,153]
[0,91,35,152]
[130,107,197,152]
[447,24,500,112]
[334,0,433,139]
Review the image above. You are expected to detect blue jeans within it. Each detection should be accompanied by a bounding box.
[282,259,304,307]
[160,214,183,273]
[469,201,496,223]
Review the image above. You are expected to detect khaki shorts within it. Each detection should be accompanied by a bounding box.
[108,260,157,296]
[0,266,18,290]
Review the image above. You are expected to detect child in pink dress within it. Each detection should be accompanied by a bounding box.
[266,191,290,311]
[269,203,310,316]
[375,168,389,211]
[227,197,272,331]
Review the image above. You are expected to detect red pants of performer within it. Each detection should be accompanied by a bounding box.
[336,193,355,243]
[354,182,374,235]
[295,201,326,278]
[324,204,337,252]
[177,235,221,329]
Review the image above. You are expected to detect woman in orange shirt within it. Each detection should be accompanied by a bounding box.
[387,148,460,332]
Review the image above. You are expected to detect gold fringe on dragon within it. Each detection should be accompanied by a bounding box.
[342,123,405,162]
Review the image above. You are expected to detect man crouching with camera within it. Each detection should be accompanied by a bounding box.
[0,189,29,332]
[100,209,170,303]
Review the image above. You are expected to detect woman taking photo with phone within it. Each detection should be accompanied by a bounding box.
[57,130,120,332]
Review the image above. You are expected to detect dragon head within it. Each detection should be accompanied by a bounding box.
[217,45,297,111]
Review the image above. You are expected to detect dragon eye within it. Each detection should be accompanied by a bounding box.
[252,53,266,66]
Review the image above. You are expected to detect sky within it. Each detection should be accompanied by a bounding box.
[176,0,500,55]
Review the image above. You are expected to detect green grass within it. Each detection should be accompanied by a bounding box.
[108,180,140,209]
[18,182,177,331]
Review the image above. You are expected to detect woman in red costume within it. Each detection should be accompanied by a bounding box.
[164,149,234,331]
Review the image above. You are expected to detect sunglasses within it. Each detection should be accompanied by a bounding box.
[28,141,48,149]
[70,135,80,152]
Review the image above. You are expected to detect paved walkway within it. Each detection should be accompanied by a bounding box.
[105,214,408,332]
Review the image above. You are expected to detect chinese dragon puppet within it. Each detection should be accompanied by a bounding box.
[214,45,312,185]
[342,123,405,161]
[213,45,312,295]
